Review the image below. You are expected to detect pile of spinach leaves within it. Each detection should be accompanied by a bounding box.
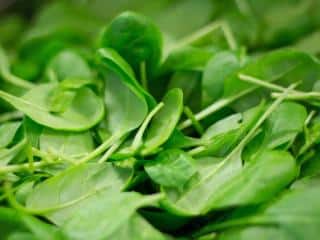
[0,0,320,239]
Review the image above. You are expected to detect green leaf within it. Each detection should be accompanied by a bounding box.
[244,101,307,161]
[161,102,296,215]
[224,49,320,110]
[104,72,148,139]
[26,163,132,223]
[39,128,94,160]
[145,149,197,189]
[141,88,183,155]
[167,71,202,112]
[97,47,156,108]
[202,51,243,105]
[0,84,104,131]
[61,191,163,240]
[160,46,214,74]
[46,49,92,81]
[100,11,162,77]
[213,176,320,240]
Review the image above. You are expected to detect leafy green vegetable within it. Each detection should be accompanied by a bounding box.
[145,149,197,189]
[1,1,320,239]
[0,84,104,131]
[100,11,162,78]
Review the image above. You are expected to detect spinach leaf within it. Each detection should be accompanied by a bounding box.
[45,49,92,81]
[39,128,94,160]
[140,88,183,155]
[145,149,197,189]
[100,11,162,78]
[0,84,104,131]
[97,47,156,108]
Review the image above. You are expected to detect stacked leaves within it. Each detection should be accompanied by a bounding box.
[0,1,320,239]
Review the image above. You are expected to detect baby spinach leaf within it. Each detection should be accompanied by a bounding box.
[160,46,214,74]
[97,47,156,108]
[61,191,163,240]
[202,51,243,105]
[145,149,197,189]
[0,84,104,131]
[202,113,242,140]
[46,49,92,81]
[203,150,297,211]
[163,130,206,149]
[244,101,307,162]
[39,128,94,160]
[211,176,320,240]
[140,88,183,155]
[167,71,202,112]
[104,72,148,140]
[100,11,162,77]
[224,49,320,108]
[26,163,132,223]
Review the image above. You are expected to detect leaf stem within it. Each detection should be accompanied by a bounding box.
[0,111,23,123]
[98,140,123,164]
[179,89,252,130]
[140,61,148,91]
[183,106,204,135]
[78,135,118,164]
[0,160,56,175]
[168,20,237,54]
[238,73,297,93]
[131,102,164,150]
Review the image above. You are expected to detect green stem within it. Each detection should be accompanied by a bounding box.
[237,83,297,149]
[78,135,118,164]
[168,20,237,55]
[188,146,206,156]
[0,111,23,123]
[2,70,35,89]
[131,102,164,150]
[272,91,320,100]
[305,110,316,126]
[140,61,148,91]
[98,140,123,164]
[179,88,252,130]
[0,160,57,175]
[183,106,204,135]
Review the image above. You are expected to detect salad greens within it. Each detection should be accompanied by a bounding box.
[0,0,320,239]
